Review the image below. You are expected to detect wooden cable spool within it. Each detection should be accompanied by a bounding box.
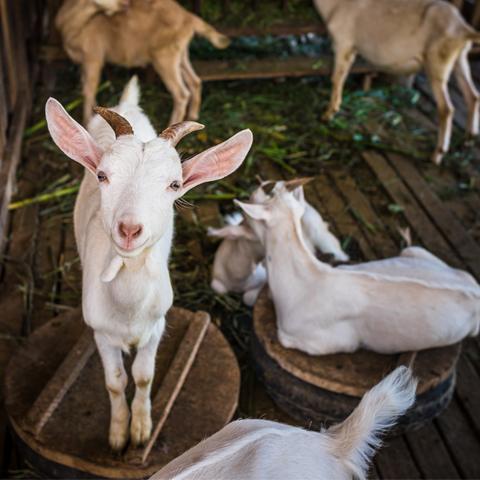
[5,307,240,478]
[252,289,460,433]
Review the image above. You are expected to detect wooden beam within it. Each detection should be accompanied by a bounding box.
[23,325,95,437]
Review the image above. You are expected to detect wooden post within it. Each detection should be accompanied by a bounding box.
[472,1,480,28]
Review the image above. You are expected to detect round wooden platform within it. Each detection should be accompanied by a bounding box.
[5,307,240,479]
[252,289,460,432]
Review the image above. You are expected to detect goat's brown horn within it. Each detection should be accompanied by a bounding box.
[159,121,204,147]
[93,106,133,137]
[284,177,314,191]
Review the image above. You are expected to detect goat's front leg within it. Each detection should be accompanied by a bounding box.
[454,44,479,138]
[95,333,129,451]
[130,320,164,446]
[81,58,103,125]
[323,46,356,121]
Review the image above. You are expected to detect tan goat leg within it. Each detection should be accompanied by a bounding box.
[82,59,103,125]
[181,50,202,120]
[153,50,190,125]
[323,46,356,121]
[454,44,480,137]
[426,44,459,165]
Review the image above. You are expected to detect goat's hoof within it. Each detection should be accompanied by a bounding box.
[130,413,152,447]
[464,134,476,146]
[431,149,445,166]
[322,109,336,122]
[109,421,129,451]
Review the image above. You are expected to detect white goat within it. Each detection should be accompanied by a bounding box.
[313,0,480,164]
[209,180,349,306]
[236,184,480,355]
[45,76,253,450]
[151,366,416,480]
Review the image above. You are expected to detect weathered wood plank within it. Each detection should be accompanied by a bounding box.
[435,397,480,479]
[455,355,480,436]
[375,436,422,479]
[362,150,464,268]
[24,323,94,437]
[405,423,460,479]
[329,169,399,258]
[313,173,381,261]
[387,153,480,279]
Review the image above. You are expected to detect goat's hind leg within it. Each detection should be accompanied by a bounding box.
[81,59,103,125]
[323,45,356,121]
[181,50,202,121]
[130,320,164,446]
[153,49,190,125]
[95,333,130,451]
[454,43,479,138]
[425,43,458,164]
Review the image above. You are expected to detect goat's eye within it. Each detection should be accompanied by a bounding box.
[97,171,108,183]
[169,180,181,191]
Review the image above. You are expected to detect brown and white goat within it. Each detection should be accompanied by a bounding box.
[56,0,230,125]
[314,0,480,164]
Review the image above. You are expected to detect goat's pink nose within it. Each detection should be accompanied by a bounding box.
[118,222,143,240]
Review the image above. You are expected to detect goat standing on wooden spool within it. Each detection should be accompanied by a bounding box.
[45,76,253,450]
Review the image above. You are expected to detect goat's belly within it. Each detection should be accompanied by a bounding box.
[360,50,423,75]
[361,298,478,353]
[106,50,151,68]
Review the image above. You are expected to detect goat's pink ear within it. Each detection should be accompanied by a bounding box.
[234,200,270,222]
[45,97,103,173]
[292,186,306,204]
[181,129,253,194]
[207,224,257,241]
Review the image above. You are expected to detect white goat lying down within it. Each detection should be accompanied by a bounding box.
[313,0,480,164]
[151,366,416,480]
[236,184,480,355]
[45,77,253,449]
[209,179,349,306]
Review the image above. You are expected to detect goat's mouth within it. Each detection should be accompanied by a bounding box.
[113,239,148,258]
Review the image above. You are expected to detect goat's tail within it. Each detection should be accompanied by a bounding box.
[193,16,230,49]
[120,75,140,106]
[328,366,417,479]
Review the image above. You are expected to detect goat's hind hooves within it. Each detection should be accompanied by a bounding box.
[431,148,446,165]
[321,109,337,122]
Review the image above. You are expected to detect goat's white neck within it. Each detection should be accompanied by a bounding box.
[264,212,330,287]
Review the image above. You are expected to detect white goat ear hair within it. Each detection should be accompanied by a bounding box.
[234,200,270,221]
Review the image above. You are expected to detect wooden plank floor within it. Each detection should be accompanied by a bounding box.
[1,65,480,478]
